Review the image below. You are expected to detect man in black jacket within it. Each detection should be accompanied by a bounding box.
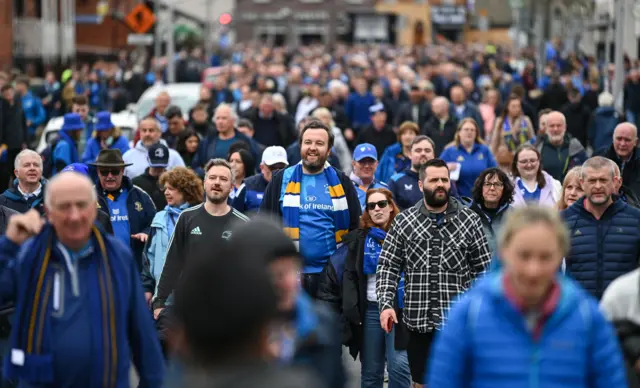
[132,143,169,210]
[260,120,361,298]
[595,123,640,196]
[0,84,28,192]
[561,88,591,147]
[395,85,432,130]
[244,94,296,148]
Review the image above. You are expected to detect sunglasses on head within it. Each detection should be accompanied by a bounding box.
[99,168,122,177]
[366,200,389,211]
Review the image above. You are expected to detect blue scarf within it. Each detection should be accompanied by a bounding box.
[165,203,190,239]
[58,131,79,165]
[502,117,530,152]
[363,227,386,275]
[363,227,404,308]
[155,112,168,133]
[282,163,350,249]
[6,224,122,386]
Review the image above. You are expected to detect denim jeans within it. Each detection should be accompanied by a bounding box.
[360,302,411,388]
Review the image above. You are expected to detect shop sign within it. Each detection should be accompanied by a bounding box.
[431,5,466,25]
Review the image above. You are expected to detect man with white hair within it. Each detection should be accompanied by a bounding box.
[0,172,164,386]
[0,150,46,214]
[123,117,185,179]
[595,122,640,195]
[589,91,622,152]
[192,103,258,173]
[422,97,458,156]
[537,111,587,181]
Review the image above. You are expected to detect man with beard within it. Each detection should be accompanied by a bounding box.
[152,158,249,316]
[562,156,640,300]
[260,120,361,298]
[377,158,491,387]
[387,135,436,210]
[537,111,587,181]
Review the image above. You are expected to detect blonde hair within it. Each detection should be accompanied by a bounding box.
[499,205,570,256]
[312,107,335,128]
[558,166,582,210]
[453,118,485,146]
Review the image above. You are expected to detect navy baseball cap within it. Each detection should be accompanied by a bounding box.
[353,143,378,162]
[148,143,170,168]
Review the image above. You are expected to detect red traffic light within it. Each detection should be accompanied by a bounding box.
[219,13,232,25]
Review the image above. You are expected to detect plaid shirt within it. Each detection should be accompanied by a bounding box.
[376,198,491,333]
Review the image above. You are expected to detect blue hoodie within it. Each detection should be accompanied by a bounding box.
[588,106,621,151]
[428,272,626,388]
[21,92,46,135]
[376,143,410,183]
[345,92,375,128]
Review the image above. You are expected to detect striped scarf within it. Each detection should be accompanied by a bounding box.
[6,224,119,387]
[282,163,350,249]
[502,116,530,152]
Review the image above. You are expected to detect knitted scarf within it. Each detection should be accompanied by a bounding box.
[6,224,120,387]
[165,203,190,239]
[58,131,80,165]
[502,117,530,152]
[282,163,350,249]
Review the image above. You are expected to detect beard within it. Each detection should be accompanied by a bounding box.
[423,186,450,207]
[206,188,230,204]
[302,153,328,173]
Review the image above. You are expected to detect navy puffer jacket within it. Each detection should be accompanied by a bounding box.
[562,198,640,300]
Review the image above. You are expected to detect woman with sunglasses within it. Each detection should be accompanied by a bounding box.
[511,144,561,208]
[318,188,410,388]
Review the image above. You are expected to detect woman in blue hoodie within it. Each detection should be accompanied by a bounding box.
[82,111,130,164]
[428,205,627,388]
[142,167,203,303]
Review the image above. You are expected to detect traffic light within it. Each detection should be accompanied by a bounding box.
[219,13,232,25]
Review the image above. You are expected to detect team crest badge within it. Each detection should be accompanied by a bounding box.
[134,202,143,212]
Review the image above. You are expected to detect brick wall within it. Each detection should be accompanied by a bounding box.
[0,0,12,71]
[76,0,139,54]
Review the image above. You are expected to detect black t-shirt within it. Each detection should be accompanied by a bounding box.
[154,204,249,307]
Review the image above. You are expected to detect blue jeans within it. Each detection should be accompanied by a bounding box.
[360,302,411,388]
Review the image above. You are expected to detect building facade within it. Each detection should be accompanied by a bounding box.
[233,0,396,45]
[0,0,13,71]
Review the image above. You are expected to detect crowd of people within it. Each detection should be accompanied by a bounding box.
[0,41,638,387]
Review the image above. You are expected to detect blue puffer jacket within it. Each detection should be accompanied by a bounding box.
[562,198,640,300]
[376,143,410,183]
[588,107,622,151]
[428,272,627,388]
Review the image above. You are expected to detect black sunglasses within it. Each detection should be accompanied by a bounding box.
[99,168,122,177]
[367,200,389,211]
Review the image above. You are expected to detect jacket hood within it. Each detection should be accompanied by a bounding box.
[134,138,170,152]
[382,142,402,157]
[473,270,585,321]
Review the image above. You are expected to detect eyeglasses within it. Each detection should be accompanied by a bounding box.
[367,200,389,211]
[483,182,504,189]
[517,158,539,165]
[99,168,122,177]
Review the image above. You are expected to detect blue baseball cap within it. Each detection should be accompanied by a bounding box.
[61,163,89,176]
[353,143,378,162]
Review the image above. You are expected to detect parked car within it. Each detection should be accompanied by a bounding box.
[129,83,201,121]
[37,111,138,153]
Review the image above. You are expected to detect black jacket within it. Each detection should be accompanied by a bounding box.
[1,97,28,149]
[394,101,432,129]
[355,124,397,160]
[132,169,167,210]
[595,146,640,196]
[317,229,407,360]
[613,320,640,388]
[0,205,18,235]
[561,101,591,147]
[422,116,459,157]
[259,167,361,231]
[243,108,296,148]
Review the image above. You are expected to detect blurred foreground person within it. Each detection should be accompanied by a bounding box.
[428,206,626,387]
[168,223,323,388]
[231,219,345,388]
[0,172,164,387]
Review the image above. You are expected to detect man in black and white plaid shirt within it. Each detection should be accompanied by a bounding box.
[376,158,491,387]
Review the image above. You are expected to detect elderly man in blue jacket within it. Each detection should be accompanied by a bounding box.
[0,172,164,387]
[562,156,640,300]
[91,149,156,272]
